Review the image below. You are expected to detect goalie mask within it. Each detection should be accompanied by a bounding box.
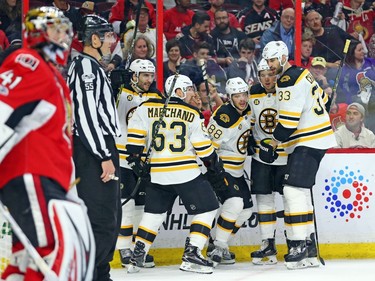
[165,74,194,100]
[25,6,73,66]
[262,41,289,67]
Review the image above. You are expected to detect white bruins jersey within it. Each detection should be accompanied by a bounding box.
[116,85,161,168]
[126,97,215,185]
[207,103,251,178]
[249,83,287,165]
[275,66,337,153]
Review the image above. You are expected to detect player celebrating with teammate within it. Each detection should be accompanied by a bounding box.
[249,59,287,265]
[260,41,336,269]
[206,77,254,266]
[115,59,162,269]
[125,74,226,274]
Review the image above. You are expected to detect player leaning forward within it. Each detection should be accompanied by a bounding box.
[125,74,227,274]
[260,41,337,269]
[0,7,95,281]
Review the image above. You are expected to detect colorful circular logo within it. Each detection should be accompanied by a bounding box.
[322,166,372,222]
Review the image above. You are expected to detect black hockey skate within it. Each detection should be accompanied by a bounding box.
[119,248,132,267]
[306,233,320,267]
[207,241,235,265]
[127,241,146,273]
[180,238,214,274]
[284,240,308,270]
[251,238,277,265]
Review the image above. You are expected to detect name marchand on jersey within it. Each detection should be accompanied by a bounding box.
[208,103,252,178]
[127,98,215,185]
[249,83,287,166]
[276,66,337,153]
[116,86,162,168]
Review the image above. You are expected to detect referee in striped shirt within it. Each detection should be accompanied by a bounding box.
[67,15,121,281]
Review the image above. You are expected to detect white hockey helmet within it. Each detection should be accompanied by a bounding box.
[225,77,249,96]
[129,59,155,76]
[165,74,193,100]
[262,41,289,66]
[257,58,271,73]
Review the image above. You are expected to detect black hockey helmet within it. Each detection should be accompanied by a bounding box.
[78,14,113,44]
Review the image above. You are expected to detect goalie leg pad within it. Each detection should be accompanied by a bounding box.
[46,199,96,281]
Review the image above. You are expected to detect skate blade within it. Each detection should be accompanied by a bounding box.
[127,264,141,273]
[252,255,278,265]
[179,261,213,274]
[220,259,235,265]
[143,261,156,268]
[307,257,320,267]
[285,259,309,270]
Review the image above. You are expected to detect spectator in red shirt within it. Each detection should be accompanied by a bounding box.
[109,0,156,35]
[207,0,241,31]
[164,0,194,41]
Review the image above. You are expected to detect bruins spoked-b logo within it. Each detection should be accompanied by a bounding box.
[237,129,251,154]
[126,106,137,125]
[259,108,278,134]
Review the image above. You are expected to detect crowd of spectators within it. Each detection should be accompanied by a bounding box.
[1,0,375,148]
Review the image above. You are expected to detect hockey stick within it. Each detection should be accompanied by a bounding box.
[121,71,180,206]
[310,188,325,266]
[198,59,213,112]
[124,0,144,69]
[0,200,59,281]
[329,39,351,113]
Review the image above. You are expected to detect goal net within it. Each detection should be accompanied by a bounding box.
[0,211,11,275]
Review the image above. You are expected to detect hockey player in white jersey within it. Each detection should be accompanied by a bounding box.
[249,59,288,265]
[125,74,227,274]
[206,77,254,267]
[115,59,162,268]
[261,41,337,269]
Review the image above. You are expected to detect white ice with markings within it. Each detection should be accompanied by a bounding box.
[111,259,374,281]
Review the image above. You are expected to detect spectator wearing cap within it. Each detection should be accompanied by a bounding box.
[260,7,295,59]
[309,56,334,97]
[109,0,156,36]
[335,102,375,148]
[122,4,167,61]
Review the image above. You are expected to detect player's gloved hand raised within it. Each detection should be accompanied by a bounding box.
[204,154,229,192]
[247,130,257,156]
[127,155,150,181]
[259,138,279,163]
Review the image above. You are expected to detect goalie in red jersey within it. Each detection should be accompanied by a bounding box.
[0,7,95,281]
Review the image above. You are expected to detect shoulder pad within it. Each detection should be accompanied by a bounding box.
[277,66,306,88]
[249,83,266,95]
[213,103,240,128]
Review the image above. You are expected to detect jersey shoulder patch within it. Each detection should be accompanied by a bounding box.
[277,66,306,88]
[213,103,240,128]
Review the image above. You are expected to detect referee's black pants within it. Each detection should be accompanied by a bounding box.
[73,135,121,281]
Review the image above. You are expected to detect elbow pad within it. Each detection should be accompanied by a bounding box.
[273,123,296,142]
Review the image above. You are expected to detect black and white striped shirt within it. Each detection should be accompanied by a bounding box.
[67,53,121,160]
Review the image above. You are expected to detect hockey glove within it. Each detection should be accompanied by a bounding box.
[247,130,257,156]
[259,138,279,163]
[204,154,228,192]
[127,155,150,181]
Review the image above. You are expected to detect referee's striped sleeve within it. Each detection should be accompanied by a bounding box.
[68,56,118,160]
